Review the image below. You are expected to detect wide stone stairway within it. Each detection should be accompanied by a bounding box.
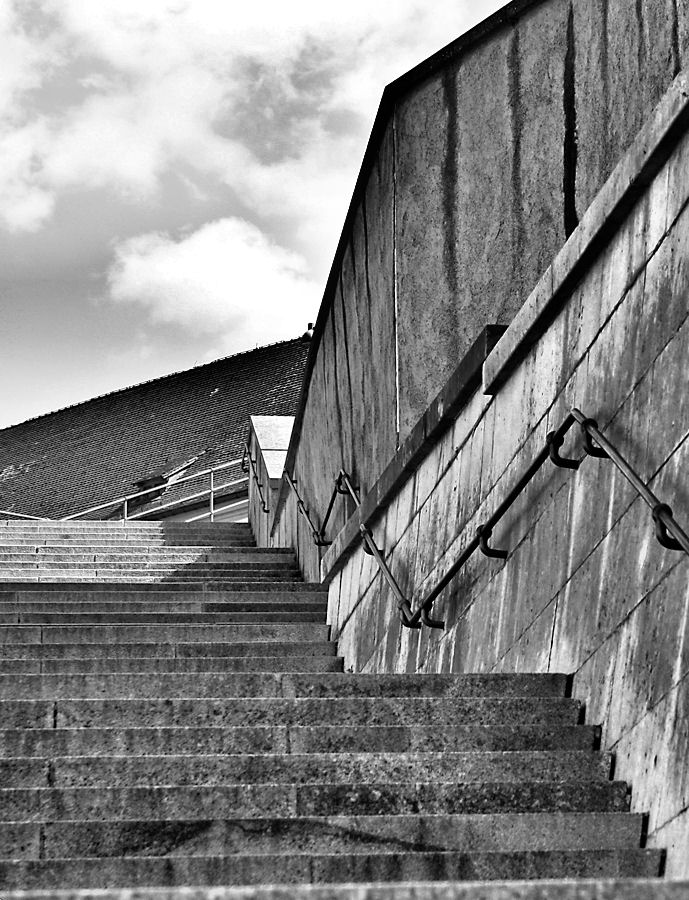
[0,519,667,896]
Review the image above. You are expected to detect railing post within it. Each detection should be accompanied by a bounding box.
[123,498,128,520]
[210,472,215,523]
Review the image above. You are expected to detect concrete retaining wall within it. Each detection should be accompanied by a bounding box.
[317,73,689,875]
[269,0,689,583]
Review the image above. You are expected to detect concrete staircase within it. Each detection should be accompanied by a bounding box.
[0,520,667,896]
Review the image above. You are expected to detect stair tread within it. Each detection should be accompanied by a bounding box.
[0,849,663,889]
[0,521,661,891]
[0,879,684,900]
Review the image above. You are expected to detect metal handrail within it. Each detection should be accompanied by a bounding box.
[572,408,689,553]
[407,406,688,630]
[183,495,248,523]
[125,477,248,521]
[0,509,50,521]
[283,471,331,547]
[60,457,243,521]
[335,470,418,627]
[244,442,269,513]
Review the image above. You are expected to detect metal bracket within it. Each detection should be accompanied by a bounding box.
[477,523,508,559]
[546,430,580,469]
[421,605,445,630]
[579,418,608,458]
[335,473,350,495]
[399,607,422,629]
[652,503,683,551]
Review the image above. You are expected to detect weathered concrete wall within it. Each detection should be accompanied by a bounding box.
[320,74,689,875]
[247,417,293,549]
[268,0,689,583]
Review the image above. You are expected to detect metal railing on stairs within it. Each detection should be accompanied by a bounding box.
[0,510,50,521]
[283,471,332,547]
[403,407,689,630]
[284,467,418,626]
[242,443,269,514]
[296,407,688,633]
[1,459,246,523]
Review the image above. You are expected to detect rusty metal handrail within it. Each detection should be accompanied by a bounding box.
[409,407,688,630]
[244,442,269,513]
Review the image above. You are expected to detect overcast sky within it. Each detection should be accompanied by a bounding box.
[0,0,503,429]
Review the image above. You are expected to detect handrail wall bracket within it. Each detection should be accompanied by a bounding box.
[404,406,688,630]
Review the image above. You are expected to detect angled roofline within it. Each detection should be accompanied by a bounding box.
[0,335,308,434]
[284,0,545,477]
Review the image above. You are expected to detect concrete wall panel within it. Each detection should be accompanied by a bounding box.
[394,73,458,437]
[265,0,688,585]
[315,107,689,871]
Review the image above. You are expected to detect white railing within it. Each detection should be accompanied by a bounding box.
[1,458,246,524]
[0,509,50,521]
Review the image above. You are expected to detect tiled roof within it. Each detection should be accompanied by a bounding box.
[0,337,309,519]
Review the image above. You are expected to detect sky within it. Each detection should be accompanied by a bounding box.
[0,0,503,429]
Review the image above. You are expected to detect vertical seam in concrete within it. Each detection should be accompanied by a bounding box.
[635,0,646,74]
[601,2,610,166]
[508,25,524,286]
[441,66,459,297]
[338,271,355,479]
[546,594,559,672]
[38,823,45,860]
[361,192,375,356]
[329,287,345,502]
[563,3,579,237]
[392,108,401,448]
[52,701,57,730]
[671,0,682,77]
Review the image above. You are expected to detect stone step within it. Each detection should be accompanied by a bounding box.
[0,567,301,578]
[0,559,297,570]
[2,878,685,900]
[0,600,327,613]
[0,656,345,674]
[0,724,600,757]
[0,640,337,660]
[0,538,257,548]
[0,522,253,533]
[0,780,631,821]
[0,533,254,545]
[0,849,662,889]
[0,549,291,560]
[0,750,614,789]
[0,581,327,593]
[1,697,583,729]
[0,612,327,625]
[0,574,305,583]
[0,813,644,859]
[0,589,327,604]
[0,672,570,700]
[0,623,330,644]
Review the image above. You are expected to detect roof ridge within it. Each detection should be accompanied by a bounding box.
[0,335,308,434]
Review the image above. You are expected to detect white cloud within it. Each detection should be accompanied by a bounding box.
[0,0,503,234]
[0,0,504,373]
[107,217,320,350]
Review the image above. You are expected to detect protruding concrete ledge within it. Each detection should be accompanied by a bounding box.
[320,326,504,582]
[483,69,689,394]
